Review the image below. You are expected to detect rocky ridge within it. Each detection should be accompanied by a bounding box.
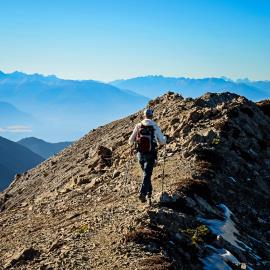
[0,92,270,269]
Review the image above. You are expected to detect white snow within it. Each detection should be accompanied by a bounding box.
[198,204,243,250]
[199,204,260,269]
[202,245,254,270]
[202,245,239,270]
[236,240,262,261]
[228,176,237,183]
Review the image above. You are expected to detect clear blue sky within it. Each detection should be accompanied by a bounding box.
[0,0,269,81]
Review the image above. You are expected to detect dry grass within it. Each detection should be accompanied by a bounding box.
[139,255,175,270]
[173,178,211,201]
[125,226,167,245]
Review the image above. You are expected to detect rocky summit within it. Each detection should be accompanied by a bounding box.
[1,92,270,270]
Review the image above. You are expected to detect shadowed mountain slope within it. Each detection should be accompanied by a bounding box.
[0,137,44,191]
[17,137,73,159]
[0,92,270,269]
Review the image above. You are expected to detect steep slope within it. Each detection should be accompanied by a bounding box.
[0,71,149,141]
[17,137,73,159]
[1,92,270,269]
[111,75,269,100]
[0,136,44,191]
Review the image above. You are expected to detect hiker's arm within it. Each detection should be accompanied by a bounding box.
[155,125,166,145]
[128,125,138,145]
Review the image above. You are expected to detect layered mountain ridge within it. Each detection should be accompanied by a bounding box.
[111,75,270,100]
[17,137,73,159]
[0,101,33,126]
[0,70,149,141]
[0,136,44,191]
[0,92,270,269]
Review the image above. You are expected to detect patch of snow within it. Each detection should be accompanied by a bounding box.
[198,204,243,250]
[198,204,262,267]
[247,235,262,244]
[202,245,254,270]
[248,235,270,247]
[221,249,240,265]
[202,245,238,270]
[237,240,262,261]
[257,217,267,224]
[228,176,237,182]
[249,149,257,156]
[203,251,232,270]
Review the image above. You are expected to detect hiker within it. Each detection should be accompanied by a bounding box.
[129,109,166,203]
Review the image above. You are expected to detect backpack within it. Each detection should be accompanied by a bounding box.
[136,124,155,153]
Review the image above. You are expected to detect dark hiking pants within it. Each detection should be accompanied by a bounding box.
[137,151,157,197]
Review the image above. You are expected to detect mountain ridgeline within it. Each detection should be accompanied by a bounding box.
[0,137,72,191]
[17,137,73,159]
[111,75,270,100]
[1,92,270,269]
[1,71,270,142]
[0,136,44,191]
[0,101,33,126]
[0,71,149,141]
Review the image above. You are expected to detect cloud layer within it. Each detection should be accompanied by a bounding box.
[0,125,32,133]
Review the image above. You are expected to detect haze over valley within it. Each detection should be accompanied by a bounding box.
[0,71,148,142]
[1,70,270,143]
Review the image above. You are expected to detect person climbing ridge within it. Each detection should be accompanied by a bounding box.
[129,108,166,203]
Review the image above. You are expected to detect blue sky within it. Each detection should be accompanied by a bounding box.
[0,0,269,81]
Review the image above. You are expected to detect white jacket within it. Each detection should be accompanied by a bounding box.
[129,119,166,146]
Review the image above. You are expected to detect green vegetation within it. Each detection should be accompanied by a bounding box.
[182,225,210,245]
[78,224,89,234]
[212,137,220,145]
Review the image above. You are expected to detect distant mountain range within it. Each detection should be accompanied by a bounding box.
[0,136,44,191]
[1,71,269,142]
[0,101,33,126]
[18,137,73,159]
[0,71,149,141]
[111,75,270,100]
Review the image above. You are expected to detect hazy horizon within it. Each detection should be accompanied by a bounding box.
[1,69,270,83]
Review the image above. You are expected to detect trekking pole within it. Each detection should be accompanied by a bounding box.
[161,143,167,194]
[123,148,133,196]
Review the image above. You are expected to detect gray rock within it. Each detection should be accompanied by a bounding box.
[5,247,40,268]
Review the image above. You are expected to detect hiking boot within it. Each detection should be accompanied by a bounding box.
[139,194,147,203]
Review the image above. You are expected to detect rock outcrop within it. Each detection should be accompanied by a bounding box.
[0,92,270,269]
